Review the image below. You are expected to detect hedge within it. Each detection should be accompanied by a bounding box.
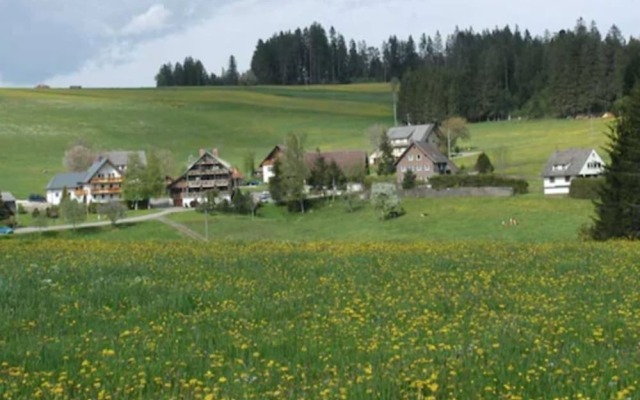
[569,177,604,199]
[429,174,529,195]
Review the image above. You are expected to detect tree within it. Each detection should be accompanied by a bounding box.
[225,55,240,85]
[402,169,417,189]
[390,77,400,126]
[440,117,470,157]
[592,86,640,240]
[60,199,86,229]
[243,151,256,177]
[376,130,396,176]
[475,152,495,174]
[143,153,166,203]
[0,193,13,222]
[98,201,126,226]
[33,211,49,232]
[326,160,346,193]
[280,133,308,212]
[371,183,403,220]
[268,158,285,203]
[122,153,146,210]
[63,143,96,172]
[308,151,329,192]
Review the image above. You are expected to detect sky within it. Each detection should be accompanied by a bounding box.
[0,0,638,88]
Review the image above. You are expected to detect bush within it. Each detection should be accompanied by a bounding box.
[87,202,99,214]
[17,204,27,215]
[429,174,529,195]
[46,206,59,219]
[569,177,604,200]
[371,183,404,221]
[364,174,396,190]
[401,170,417,190]
[31,208,41,218]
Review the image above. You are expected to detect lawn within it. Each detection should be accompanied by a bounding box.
[169,194,595,243]
[13,220,184,241]
[1,240,638,399]
[0,85,613,198]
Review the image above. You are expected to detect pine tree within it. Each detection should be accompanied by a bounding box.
[376,131,396,176]
[593,86,640,240]
[475,152,495,174]
[402,169,417,189]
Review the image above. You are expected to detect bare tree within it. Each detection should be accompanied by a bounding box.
[63,143,97,172]
[98,201,127,226]
[440,117,470,157]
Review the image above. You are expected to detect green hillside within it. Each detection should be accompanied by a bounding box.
[0,84,611,197]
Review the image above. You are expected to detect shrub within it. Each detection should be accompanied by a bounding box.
[31,208,41,218]
[569,177,604,200]
[429,175,529,195]
[364,174,396,190]
[475,153,495,174]
[371,183,404,220]
[17,204,27,215]
[46,206,59,219]
[401,170,417,190]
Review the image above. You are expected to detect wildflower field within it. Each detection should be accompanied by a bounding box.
[1,240,639,399]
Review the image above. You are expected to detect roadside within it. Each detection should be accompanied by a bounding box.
[14,207,191,235]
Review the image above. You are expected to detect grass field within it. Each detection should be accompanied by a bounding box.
[1,240,639,399]
[168,195,595,243]
[0,84,611,198]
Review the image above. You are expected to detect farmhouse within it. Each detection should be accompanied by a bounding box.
[369,124,443,165]
[167,149,239,207]
[45,158,123,205]
[541,148,605,195]
[0,192,16,214]
[259,145,368,184]
[394,141,457,184]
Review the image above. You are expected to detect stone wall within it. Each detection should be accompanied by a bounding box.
[401,186,514,198]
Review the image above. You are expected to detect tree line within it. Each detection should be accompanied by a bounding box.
[155,55,256,87]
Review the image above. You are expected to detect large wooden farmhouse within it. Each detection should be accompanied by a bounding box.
[167,149,240,207]
[369,124,444,165]
[46,158,123,205]
[394,141,457,184]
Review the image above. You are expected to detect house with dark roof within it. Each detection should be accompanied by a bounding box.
[394,141,457,184]
[370,124,443,165]
[0,192,16,214]
[541,148,605,195]
[45,158,124,205]
[100,151,147,172]
[259,145,368,184]
[167,148,239,207]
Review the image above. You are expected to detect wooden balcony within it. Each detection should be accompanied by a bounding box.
[91,177,122,184]
[91,187,122,195]
[187,180,230,188]
[188,168,226,176]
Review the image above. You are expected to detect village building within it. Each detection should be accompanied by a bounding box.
[259,145,368,185]
[541,148,605,195]
[369,124,443,165]
[167,149,241,207]
[0,192,17,214]
[99,151,147,172]
[45,158,123,205]
[394,141,458,184]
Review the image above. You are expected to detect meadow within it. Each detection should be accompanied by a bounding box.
[0,84,610,198]
[1,240,639,399]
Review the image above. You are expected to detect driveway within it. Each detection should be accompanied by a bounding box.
[13,207,191,235]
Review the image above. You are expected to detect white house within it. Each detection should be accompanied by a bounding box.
[46,158,124,205]
[541,148,605,195]
[369,124,443,165]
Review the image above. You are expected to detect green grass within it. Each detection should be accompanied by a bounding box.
[0,85,612,198]
[170,195,594,243]
[13,208,160,228]
[1,240,639,398]
[14,220,185,241]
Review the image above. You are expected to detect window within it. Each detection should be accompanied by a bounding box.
[408,155,414,161]
[416,154,422,160]
[565,177,571,183]
[55,192,59,197]
[425,164,431,172]
[549,177,555,184]
[416,165,423,172]
[401,166,407,172]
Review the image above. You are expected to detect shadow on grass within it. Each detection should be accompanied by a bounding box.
[25,223,139,239]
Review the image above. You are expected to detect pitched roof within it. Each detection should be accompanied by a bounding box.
[167,150,234,188]
[387,124,438,142]
[46,172,87,190]
[100,151,147,167]
[308,150,368,174]
[541,148,596,177]
[394,141,458,172]
[83,158,112,181]
[0,192,15,202]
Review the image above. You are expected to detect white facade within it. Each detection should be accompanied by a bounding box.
[46,162,123,205]
[46,188,84,205]
[262,164,275,184]
[543,150,605,195]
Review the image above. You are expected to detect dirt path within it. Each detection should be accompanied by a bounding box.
[156,216,207,242]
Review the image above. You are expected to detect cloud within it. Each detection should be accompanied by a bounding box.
[121,4,172,36]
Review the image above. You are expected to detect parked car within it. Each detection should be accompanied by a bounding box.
[28,194,46,202]
[0,226,14,235]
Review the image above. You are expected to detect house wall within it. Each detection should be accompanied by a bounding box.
[262,164,275,184]
[578,151,606,176]
[46,188,85,205]
[543,177,572,195]
[88,164,123,203]
[395,147,438,183]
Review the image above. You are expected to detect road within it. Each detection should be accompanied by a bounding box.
[14,207,191,235]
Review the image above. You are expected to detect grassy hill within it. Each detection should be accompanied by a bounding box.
[0,84,612,197]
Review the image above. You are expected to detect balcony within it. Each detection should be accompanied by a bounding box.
[91,187,122,195]
[187,180,230,188]
[188,168,225,176]
[91,177,122,184]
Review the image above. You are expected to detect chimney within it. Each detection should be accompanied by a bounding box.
[211,148,219,157]
[199,149,206,157]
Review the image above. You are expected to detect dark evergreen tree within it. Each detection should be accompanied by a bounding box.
[225,55,240,85]
[268,159,284,203]
[308,151,329,191]
[401,170,417,189]
[376,132,396,176]
[475,152,495,174]
[593,86,640,240]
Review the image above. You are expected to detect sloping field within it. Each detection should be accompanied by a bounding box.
[0,84,611,197]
